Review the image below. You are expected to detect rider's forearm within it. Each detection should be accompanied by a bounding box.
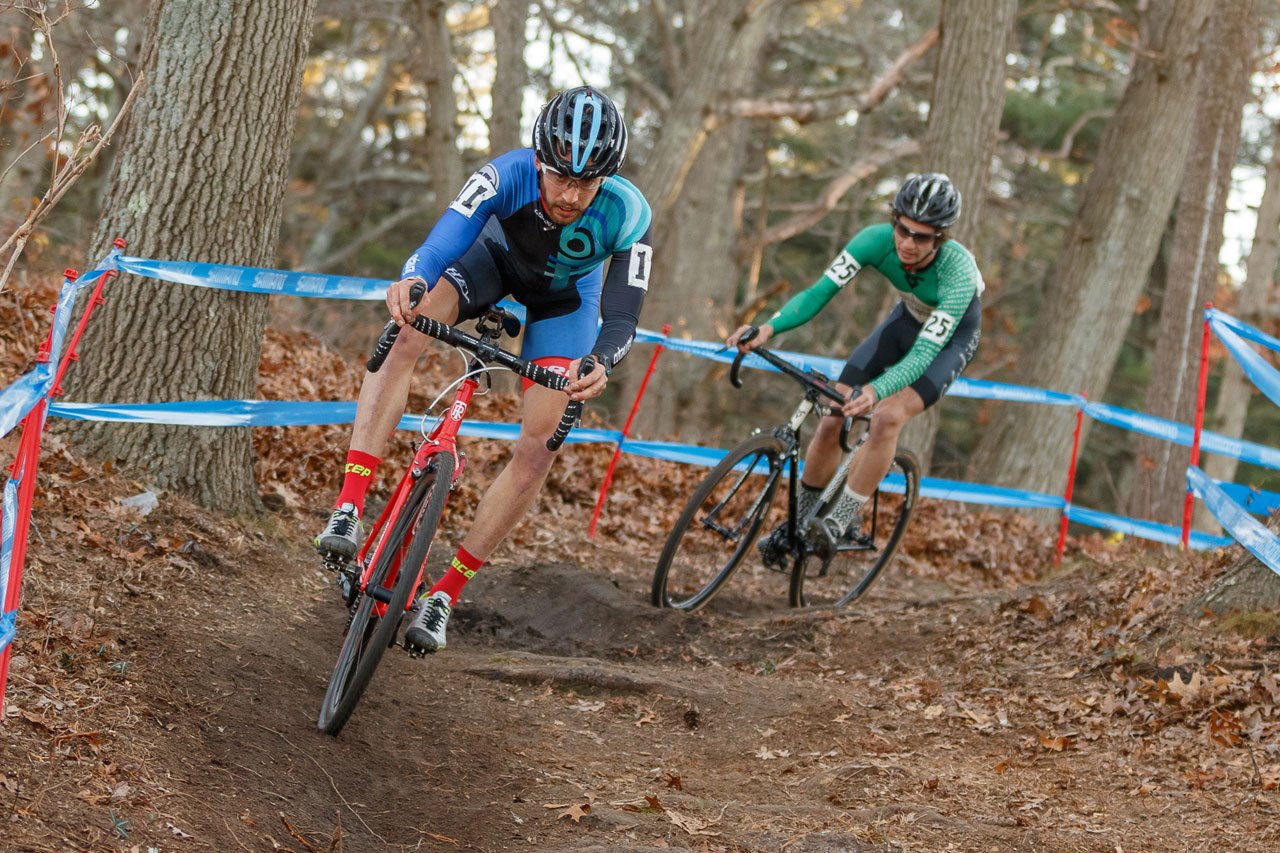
[766,277,841,334]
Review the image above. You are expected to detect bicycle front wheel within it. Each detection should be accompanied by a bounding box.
[651,433,786,612]
[789,449,919,609]
[318,452,455,735]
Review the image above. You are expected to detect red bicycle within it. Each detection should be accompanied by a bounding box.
[317,307,591,735]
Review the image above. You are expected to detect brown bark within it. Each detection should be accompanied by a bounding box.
[1128,1,1257,526]
[898,0,1017,471]
[488,0,530,154]
[967,0,1213,501]
[623,0,784,437]
[415,0,462,212]
[67,0,318,514]
[1200,120,1280,491]
[1194,514,1280,615]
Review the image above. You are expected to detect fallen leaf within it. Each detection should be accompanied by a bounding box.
[556,803,591,823]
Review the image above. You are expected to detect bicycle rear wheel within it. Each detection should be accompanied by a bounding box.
[318,453,455,735]
[788,449,919,609]
[651,433,785,611]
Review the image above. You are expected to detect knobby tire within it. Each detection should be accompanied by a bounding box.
[651,433,785,612]
[318,453,455,735]
[788,449,919,609]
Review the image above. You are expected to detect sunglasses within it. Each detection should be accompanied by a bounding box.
[892,215,940,245]
[540,165,603,193]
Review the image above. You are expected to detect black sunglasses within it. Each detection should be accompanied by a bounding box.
[892,215,940,245]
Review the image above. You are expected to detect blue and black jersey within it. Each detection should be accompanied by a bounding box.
[402,148,654,367]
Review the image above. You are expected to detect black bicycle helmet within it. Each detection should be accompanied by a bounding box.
[893,173,961,230]
[532,86,628,180]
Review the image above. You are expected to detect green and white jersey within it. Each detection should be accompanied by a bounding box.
[767,222,983,399]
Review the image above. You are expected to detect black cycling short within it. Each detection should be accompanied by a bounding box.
[838,297,981,408]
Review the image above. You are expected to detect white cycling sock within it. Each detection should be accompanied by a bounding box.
[827,486,870,532]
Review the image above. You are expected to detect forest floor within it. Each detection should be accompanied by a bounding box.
[2,284,1279,852]
[3,425,1279,853]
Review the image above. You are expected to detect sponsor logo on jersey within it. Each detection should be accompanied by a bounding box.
[824,251,861,287]
[533,202,557,230]
[402,252,421,279]
[443,265,470,301]
[449,164,499,217]
[449,400,468,421]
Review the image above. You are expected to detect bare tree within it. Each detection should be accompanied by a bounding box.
[1200,120,1280,492]
[897,0,1018,471]
[488,0,530,153]
[1127,1,1258,526]
[414,0,463,211]
[967,0,1213,500]
[68,0,318,513]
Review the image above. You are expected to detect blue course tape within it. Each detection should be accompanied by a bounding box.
[0,367,55,438]
[1212,319,1280,410]
[0,256,117,436]
[0,610,15,654]
[1066,504,1233,550]
[1217,482,1280,517]
[117,256,391,301]
[1208,307,1280,355]
[1085,400,1280,472]
[1,478,15,620]
[1189,466,1280,572]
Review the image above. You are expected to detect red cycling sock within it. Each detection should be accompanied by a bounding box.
[429,546,484,604]
[336,450,381,515]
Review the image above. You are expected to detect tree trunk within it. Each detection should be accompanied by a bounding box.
[68,0,318,514]
[967,0,1212,501]
[622,0,784,437]
[1192,514,1280,615]
[415,0,462,213]
[0,12,44,235]
[488,0,530,154]
[897,0,1016,470]
[1128,1,1256,526]
[1200,119,1280,491]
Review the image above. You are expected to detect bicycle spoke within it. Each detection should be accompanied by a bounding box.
[790,450,919,608]
[653,435,785,611]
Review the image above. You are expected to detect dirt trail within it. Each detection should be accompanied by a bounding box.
[2,460,1278,853]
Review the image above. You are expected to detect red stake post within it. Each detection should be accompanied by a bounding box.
[588,323,671,537]
[1181,303,1213,549]
[1055,393,1087,564]
[1,246,122,712]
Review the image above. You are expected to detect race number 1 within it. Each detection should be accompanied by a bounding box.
[628,243,653,291]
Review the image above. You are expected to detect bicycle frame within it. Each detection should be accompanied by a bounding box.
[345,371,476,620]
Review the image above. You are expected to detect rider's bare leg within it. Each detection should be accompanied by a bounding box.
[845,387,924,495]
[457,380,568,561]
[801,381,856,488]
[349,281,461,458]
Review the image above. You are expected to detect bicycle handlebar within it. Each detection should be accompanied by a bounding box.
[367,311,589,451]
[729,326,860,453]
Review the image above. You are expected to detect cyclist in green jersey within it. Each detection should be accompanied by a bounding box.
[728,173,982,562]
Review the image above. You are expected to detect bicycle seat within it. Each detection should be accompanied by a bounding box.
[475,306,522,341]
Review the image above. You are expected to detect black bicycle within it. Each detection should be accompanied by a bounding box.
[651,329,919,610]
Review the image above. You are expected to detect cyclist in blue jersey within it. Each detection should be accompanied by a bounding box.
[314,86,654,654]
[729,174,981,563]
